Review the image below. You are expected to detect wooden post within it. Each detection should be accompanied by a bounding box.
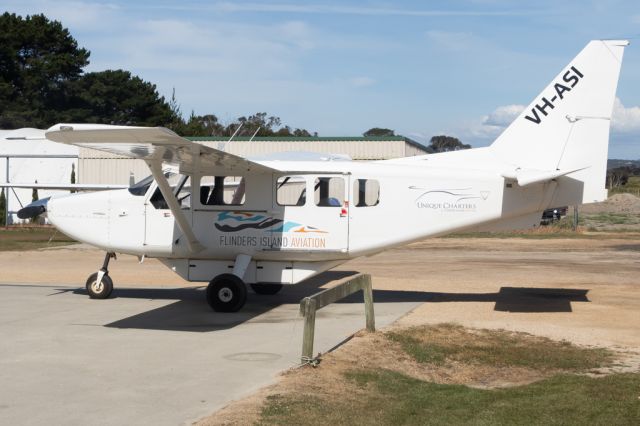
[299,273,375,364]
[362,274,375,332]
[301,298,317,361]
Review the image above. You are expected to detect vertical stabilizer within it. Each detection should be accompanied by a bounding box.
[491,40,628,203]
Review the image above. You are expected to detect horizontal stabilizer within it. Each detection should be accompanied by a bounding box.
[501,167,587,186]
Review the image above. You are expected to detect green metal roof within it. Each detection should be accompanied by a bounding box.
[186,136,407,142]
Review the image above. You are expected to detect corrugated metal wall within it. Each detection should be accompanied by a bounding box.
[79,157,149,185]
[78,140,428,184]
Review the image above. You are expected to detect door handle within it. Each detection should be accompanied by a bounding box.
[118,210,128,217]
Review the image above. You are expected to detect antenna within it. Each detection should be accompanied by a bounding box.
[249,126,261,142]
[218,122,243,151]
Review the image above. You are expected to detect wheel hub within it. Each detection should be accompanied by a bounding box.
[218,287,233,303]
[92,281,104,293]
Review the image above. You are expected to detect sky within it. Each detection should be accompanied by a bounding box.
[5,0,640,158]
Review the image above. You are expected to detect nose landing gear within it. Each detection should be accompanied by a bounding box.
[86,252,116,299]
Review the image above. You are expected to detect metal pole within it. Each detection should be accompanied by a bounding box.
[5,157,9,228]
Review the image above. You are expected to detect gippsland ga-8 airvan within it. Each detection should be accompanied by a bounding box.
[7,39,628,312]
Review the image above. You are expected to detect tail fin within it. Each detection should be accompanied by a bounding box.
[491,40,628,204]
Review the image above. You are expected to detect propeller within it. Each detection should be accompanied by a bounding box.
[17,197,50,220]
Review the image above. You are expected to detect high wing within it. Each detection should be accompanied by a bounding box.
[45,124,277,175]
[44,123,283,254]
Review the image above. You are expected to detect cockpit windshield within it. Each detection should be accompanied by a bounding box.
[128,171,175,196]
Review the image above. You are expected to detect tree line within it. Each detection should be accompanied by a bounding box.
[0,12,471,151]
[0,13,314,137]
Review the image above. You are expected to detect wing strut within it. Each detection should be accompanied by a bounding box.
[146,160,205,253]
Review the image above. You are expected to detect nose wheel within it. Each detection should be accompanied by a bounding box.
[206,274,247,312]
[86,252,116,299]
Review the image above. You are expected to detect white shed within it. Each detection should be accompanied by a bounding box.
[0,128,78,225]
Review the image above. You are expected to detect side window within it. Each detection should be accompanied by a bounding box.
[314,177,344,207]
[277,176,306,206]
[150,173,191,209]
[354,179,380,207]
[200,176,246,206]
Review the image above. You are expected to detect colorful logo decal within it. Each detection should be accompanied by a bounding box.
[215,211,327,234]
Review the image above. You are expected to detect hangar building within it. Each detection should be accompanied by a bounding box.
[78,135,430,185]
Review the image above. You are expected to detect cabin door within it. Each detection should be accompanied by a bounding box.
[274,173,349,253]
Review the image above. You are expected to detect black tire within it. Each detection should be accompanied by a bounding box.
[250,283,283,295]
[206,274,247,312]
[86,272,114,299]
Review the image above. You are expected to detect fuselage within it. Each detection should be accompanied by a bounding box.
[46,152,556,268]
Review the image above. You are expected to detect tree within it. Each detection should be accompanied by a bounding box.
[228,112,282,137]
[363,128,395,137]
[32,182,38,203]
[63,70,175,126]
[31,181,40,224]
[70,163,76,193]
[0,13,90,128]
[428,135,471,153]
[0,190,6,226]
[176,112,225,136]
[606,167,630,189]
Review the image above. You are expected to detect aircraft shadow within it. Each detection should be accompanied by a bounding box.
[362,287,589,313]
[64,271,589,332]
[75,271,358,333]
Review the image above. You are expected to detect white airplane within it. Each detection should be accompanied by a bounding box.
[13,40,628,312]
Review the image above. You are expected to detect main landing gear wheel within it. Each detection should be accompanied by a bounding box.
[250,283,283,295]
[86,272,114,299]
[206,274,247,312]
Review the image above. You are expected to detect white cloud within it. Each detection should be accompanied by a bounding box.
[611,97,640,133]
[4,0,120,31]
[447,98,640,151]
[448,104,524,143]
[482,104,525,127]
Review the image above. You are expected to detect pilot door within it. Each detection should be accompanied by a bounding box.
[144,174,192,254]
[273,174,349,253]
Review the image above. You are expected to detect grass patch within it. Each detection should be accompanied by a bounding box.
[257,325,628,425]
[609,176,640,197]
[259,371,640,425]
[0,227,75,251]
[386,324,612,371]
[343,371,640,426]
[583,213,640,225]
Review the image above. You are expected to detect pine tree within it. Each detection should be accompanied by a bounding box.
[31,181,39,224]
[70,163,76,193]
[0,190,6,226]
